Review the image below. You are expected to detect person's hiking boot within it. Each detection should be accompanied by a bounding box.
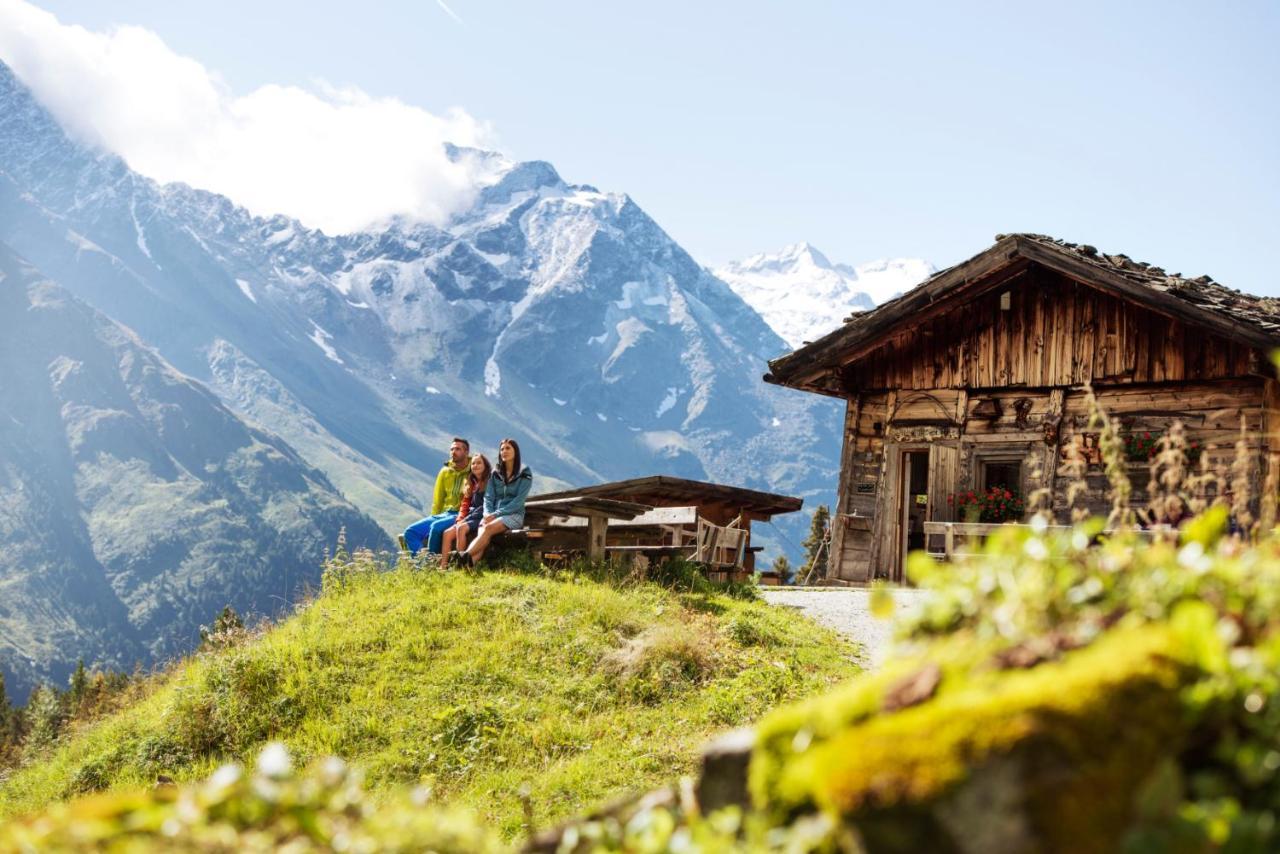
[397,534,408,553]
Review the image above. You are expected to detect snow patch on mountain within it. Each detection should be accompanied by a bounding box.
[308,322,342,364]
[715,242,934,348]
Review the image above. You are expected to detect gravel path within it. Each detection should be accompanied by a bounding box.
[760,588,928,669]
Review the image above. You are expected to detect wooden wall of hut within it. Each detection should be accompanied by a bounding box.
[831,382,1272,582]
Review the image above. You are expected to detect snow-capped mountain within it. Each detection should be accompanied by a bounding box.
[716,242,934,348]
[0,59,842,694]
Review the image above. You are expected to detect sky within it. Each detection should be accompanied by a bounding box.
[6,0,1279,295]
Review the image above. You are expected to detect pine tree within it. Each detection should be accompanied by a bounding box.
[771,554,793,584]
[0,671,13,761]
[67,659,88,713]
[801,505,831,579]
[23,683,64,755]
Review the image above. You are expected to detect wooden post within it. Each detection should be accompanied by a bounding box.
[945,523,955,560]
[586,513,608,561]
[830,394,861,582]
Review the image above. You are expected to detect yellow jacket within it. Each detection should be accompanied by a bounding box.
[431,460,469,514]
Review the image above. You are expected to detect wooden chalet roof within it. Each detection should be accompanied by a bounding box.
[765,233,1280,396]
[532,475,803,517]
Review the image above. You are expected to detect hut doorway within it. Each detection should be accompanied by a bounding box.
[885,442,960,581]
[900,450,930,563]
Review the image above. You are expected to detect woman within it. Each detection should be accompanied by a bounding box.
[439,453,491,567]
[459,438,532,567]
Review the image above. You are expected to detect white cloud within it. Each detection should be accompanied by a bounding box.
[0,0,500,234]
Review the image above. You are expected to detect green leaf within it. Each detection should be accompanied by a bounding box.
[1181,506,1229,549]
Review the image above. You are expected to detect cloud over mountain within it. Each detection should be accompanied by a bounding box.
[0,0,498,234]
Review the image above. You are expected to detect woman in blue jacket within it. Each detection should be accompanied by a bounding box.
[458,438,531,566]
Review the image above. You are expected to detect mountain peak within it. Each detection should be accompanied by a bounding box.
[726,242,837,276]
[714,245,934,348]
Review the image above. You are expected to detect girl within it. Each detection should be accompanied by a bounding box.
[439,453,491,567]
[459,438,532,567]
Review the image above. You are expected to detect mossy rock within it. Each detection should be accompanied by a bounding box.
[750,622,1203,853]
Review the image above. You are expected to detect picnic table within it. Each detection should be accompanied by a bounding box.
[523,496,652,560]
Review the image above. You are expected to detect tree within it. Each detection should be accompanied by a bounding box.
[23,683,63,756]
[200,604,247,650]
[771,554,794,585]
[0,671,14,762]
[801,505,831,580]
[67,659,88,713]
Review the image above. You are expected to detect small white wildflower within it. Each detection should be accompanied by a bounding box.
[1216,617,1241,647]
[320,756,347,786]
[1071,531,1090,551]
[1023,538,1049,561]
[1177,541,1211,572]
[257,742,292,778]
[1030,515,1049,534]
[1245,693,1265,714]
[208,763,242,791]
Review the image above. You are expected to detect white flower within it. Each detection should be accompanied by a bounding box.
[257,742,292,778]
[208,763,242,790]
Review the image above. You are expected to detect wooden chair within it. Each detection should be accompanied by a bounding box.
[693,518,748,571]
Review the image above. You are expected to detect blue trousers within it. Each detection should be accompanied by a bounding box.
[404,511,458,555]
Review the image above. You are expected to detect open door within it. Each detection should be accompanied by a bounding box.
[897,450,929,580]
[926,443,960,557]
[881,442,961,581]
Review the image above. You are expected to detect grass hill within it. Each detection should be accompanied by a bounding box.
[0,554,859,837]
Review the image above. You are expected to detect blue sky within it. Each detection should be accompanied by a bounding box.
[25,0,1280,295]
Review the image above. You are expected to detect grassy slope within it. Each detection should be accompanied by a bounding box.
[0,565,858,837]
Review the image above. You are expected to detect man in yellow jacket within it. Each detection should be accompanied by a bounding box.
[400,437,470,556]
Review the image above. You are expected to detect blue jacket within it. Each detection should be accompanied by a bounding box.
[484,466,533,520]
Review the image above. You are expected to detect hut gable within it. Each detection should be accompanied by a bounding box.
[766,234,1280,397]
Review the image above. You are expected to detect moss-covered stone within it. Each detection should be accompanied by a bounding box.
[750,623,1208,853]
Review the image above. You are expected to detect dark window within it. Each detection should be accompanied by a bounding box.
[981,460,1021,493]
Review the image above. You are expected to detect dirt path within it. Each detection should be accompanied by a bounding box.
[760,587,927,669]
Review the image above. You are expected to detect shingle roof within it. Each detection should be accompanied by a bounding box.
[765,233,1280,393]
[1004,233,1280,337]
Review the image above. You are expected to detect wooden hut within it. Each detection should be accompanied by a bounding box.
[765,234,1280,583]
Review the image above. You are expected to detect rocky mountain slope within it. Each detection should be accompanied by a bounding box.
[716,242,933,347]
[0,244,388,702]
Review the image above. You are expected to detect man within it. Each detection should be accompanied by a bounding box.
[400,437,471,556]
